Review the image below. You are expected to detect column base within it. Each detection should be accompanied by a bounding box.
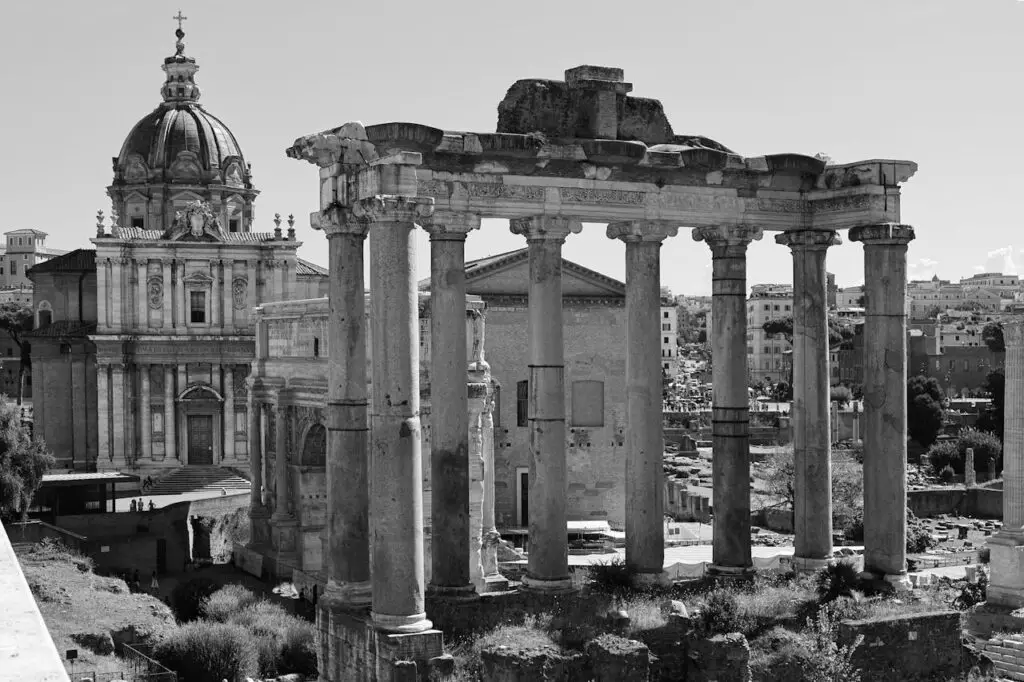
[882,572,913,592]
[986,532,1024,608]
[792,556,832,574]
[474,573,511,594]
[322,579,372,610]
[371,611,435,634]
[520,574,576,595]
[427,583,480,603]
[707,565,755,581]
[630,571,672,588]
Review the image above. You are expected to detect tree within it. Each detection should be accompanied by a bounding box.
[0,400,54,522]
[761,315,850,347]
[977,370,1005,440]
[771,381,793,402]
[830,385,853,406]
[0,301,34,405]
[983,322,1005,353]
[907,376,944,448]
[923,305,943,319]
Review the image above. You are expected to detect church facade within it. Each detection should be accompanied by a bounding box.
[28,25,326,473]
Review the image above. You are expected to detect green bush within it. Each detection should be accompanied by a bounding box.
[815,561,860,604]
[907,509,936,554]
[586,556,633,593]
[695,590,749,637]
[959,429,1003,474]
[201,584,260,623]
[227,599,317,678]
[928,440,961,476]
[170,577,219,623]
[153,621,258,682]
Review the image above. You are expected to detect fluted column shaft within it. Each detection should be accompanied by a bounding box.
[511,216,581,593]
[693,225,763,575]
[97,364,110,464]
[850,223,915,581]
[422,212,481,598]
[322,217,372,608]
[212,262,222,333]
[249,394,263,508]
[272,398,290,521]
[224,366,235,461]
[161,260,172,330]
[164,366,176,460]
[610,221,678,583]
[1004,321,1024,531]
[777,230,840,571]
[140,366,152,461]
[367,195,436,632]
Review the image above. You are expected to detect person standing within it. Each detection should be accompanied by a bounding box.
[150,571,160,597]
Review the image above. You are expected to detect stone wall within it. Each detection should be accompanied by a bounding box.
[838,610,963,681]
[486,303,627,528]
[907,487,1002,519]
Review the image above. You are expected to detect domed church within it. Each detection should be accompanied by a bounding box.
[28,22,327,473]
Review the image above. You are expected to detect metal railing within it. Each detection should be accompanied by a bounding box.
[70,644,177,682]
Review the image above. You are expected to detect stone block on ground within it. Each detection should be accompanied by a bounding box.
[480,643,585,681]
[687,633,751,682]
[585,634,650,681]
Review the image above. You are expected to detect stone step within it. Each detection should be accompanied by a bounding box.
[147,467,252,495]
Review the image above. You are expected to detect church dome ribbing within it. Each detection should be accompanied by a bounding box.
[108,16,258,234]
[111,20,253,190]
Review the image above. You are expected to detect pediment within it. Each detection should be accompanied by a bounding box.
[183,271,215,286]
[124,190,148,203]
[466,252,625,298]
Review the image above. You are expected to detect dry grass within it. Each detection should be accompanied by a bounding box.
[16,540,176,676]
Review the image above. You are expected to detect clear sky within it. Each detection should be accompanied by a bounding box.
[2,0,1021,295]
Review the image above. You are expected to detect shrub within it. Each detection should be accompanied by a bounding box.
[816,561,860,604]
[694,589,749,637]
[227,599,317,677]
[928,440,961,475]
[153,621,258,682]
[959,429,1003,474]
[586,556,633,593]
[170,577,219,623]
[940,465,955,483]
[202,584,260,623]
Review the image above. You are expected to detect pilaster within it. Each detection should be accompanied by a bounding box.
[140,365,152,461]
[849,223,915,585]
[776,229,841,571]
[693,224,763,576]
[509,215,582,594]
[161,259,173,330]
[224,365,235,461]
[137,259,148,331]
[164,365,176,461]
[609,220,678,586]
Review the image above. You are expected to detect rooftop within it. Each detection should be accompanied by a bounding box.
[26,249,95,276]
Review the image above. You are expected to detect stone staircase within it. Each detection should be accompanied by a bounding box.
[148,466,251,496]
[982,634,1024,680]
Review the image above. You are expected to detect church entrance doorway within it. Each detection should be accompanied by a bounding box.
[188,414,214,465]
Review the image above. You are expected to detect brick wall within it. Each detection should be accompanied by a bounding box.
[486,303,627,529]
[838,610,963,681]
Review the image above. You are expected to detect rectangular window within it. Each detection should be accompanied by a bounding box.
[516,380,529,427]
[571,380,604,427]
[229,218,240,232]
[235,407,247,435]
[663,337,669,344]
[131,216,144,228]
[663,311,669,318]
[152,411,164,436]
[190,291,206,323]
[9,262,15,275]
[963,360,969,372]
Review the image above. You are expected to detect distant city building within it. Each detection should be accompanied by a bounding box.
[0,230,67,288]
[661,303,678,374]
[746,283,793,384]
[826,272,837,308]
[835,285,864,308]
[959,272,1021,290]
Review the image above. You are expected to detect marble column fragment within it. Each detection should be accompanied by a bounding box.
[693,225,762,577]
[510,216,581,594]
[609,220,678,585]
[319,208,372,608]
[367,194,436,633]
[988,320,1024,605]
[776,230,841,572]
[850,223,915,586]
[421,211,481,600]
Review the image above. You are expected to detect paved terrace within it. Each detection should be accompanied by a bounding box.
[0,522,67,681]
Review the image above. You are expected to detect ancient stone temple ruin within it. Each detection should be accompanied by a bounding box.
[286,65,918,679]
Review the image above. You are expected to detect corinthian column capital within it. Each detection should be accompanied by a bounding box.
[775,230,842,251]
[692,224,763,247]
[420,211,481,241]
[353,195,434,224]
[509,216,582,242]
[606,221,679,243]
[849,223,915,246]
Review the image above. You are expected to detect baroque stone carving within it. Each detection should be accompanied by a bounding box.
[416,180,546,202]
[232,277,248,310]
[167,201,223,241]
[147,277,163,309]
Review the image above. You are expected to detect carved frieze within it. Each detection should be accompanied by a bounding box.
[147,277,163,309]
[232,277,248,310]
[416,180,546,201]
[809,194,875,214]
[560,187,645,205]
